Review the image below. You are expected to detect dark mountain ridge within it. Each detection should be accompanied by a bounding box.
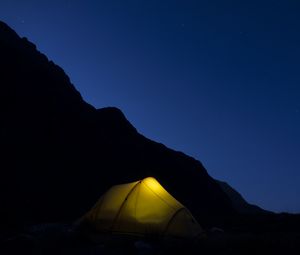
[217,180,270,214]
[0,21,267,236]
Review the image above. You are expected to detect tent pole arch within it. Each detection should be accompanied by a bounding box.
[163,207,185,236]
[110,180,141,231]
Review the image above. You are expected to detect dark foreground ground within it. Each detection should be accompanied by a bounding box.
[1,220,300,255]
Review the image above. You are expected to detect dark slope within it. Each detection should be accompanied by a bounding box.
[0,21,235,235]
[217,180,271,214]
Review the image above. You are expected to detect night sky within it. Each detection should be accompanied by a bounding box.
[1,0,300,213]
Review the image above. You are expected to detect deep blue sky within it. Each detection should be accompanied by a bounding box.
[1,0,300,213]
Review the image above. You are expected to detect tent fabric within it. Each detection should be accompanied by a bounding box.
[82,177,203,239]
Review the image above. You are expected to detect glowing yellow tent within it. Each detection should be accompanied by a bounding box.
[81,177,203,239]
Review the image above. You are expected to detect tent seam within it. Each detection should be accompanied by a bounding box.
[110,181,141,231]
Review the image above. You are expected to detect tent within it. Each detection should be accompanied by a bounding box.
[81,177,203,240]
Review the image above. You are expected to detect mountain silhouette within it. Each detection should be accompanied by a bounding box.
[217,181,270,214]
[0,21,240,236]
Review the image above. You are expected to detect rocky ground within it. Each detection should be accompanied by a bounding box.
[1,223,300,255]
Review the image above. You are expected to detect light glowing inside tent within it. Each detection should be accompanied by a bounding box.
[82,177,203,239]
[143,177,165,193]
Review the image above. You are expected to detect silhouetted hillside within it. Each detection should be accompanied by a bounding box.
[0,21,237,236]
[217,180,271,214]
